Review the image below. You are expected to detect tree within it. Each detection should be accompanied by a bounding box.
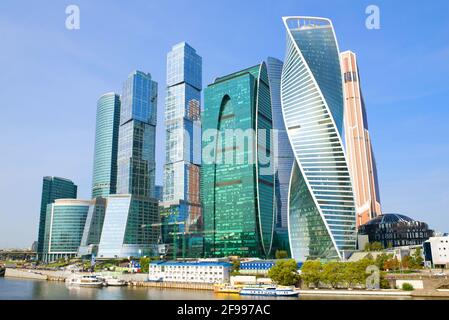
[343,262,361,289]
[300,260,322,288]
[322,262,344,289]
[384,257,400,271]
[268,259,300,286]
[410,248,423,269]
[139,257,150,273]
[375,253,392,271]
[231,260,240,275]
[275,250,289,259]
[401,255,411,270]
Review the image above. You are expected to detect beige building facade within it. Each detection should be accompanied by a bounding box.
[341,51,382,227]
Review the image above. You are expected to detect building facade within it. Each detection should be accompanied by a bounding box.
[202,62,276,258]
[42,199,90,262]
[77,197,107,257]
[98,71,160,259]
[280,17,357,262]
[161,42,203,259]
[358,213,434,249]
[97,194,159,258]
[148,261,232,284]
[37,176,77,260]
[92,92,121,198]
[267,56,294,255]
[424,236,449,268]
[116,71,158,198]
[341,51,382,227]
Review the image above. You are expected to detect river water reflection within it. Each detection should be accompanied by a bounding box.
[0,277,419,300]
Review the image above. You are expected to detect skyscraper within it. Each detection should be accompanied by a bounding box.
[91,92,121,198]
[202,62,275,258]
[77,197,107,257]
[37,176,77,260]
[341,51,382,227]
[161,42,203,258]
[267,57,294,255]
[281,17,357,262]
[97,71,160,258]
[42,199,90,262]
[116,71,157,197]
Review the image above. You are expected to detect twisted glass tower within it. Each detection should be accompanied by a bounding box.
[281,17,357,261]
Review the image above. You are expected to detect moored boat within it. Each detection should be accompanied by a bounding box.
[65,274,104,288]
[214,284,241,294]
[239,286,299,297]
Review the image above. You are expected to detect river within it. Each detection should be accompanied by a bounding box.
[0,277,417,300]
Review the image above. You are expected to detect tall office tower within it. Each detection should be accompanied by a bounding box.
[77,197,107,257]
[281,17,357,262]
[37,176,77,260]
[161,42,203,259]
[116,71,157,197]
[202,62,275,258]
[91,93,121,198]
[341,51,382,227]
[267,57,294,255]
[42,199,90,262]
[97,71,160,258]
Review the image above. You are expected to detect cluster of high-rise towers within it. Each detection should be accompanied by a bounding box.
[36,16,382,263]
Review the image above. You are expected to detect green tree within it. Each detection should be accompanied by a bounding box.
[410,248,423,269]
[231,260,240,275]
[139,257,150,273]
[322,262,344,289]
[268,259,300,286]
[300,260,322,288]
[343,262,361,289]
[275,250,289,259]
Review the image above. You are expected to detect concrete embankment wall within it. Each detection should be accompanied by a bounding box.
[131,281,214,291]
[5,268,48,280]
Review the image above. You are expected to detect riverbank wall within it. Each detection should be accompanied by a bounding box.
[131,281,215,291]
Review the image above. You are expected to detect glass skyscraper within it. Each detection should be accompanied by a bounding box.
[116,71,157,198]
[161,42,203,259]
[267,57,294,255]
[77,197,107,257]
[341,51,382,227]
[281,17,357,262]
[202,62,275,258]
[91,92,121,198]
[37,176,77,260]
[42,199,90,262]
[98,71,160,258]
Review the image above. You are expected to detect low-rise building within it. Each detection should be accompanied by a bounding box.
[148,261,232,284]
[424,236,449,268]
[239,259,302,275]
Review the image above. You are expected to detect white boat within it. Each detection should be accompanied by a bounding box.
[65,274,104,288]
[240,286,299,297]
[103,275,127,286]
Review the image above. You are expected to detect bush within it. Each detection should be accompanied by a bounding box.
[402,283,414,291]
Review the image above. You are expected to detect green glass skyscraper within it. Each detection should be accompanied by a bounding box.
[92,92,121,198]
[37,176,77,260]
[202,62,275,258]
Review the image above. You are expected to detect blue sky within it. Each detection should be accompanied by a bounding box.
[0,0,448,248]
